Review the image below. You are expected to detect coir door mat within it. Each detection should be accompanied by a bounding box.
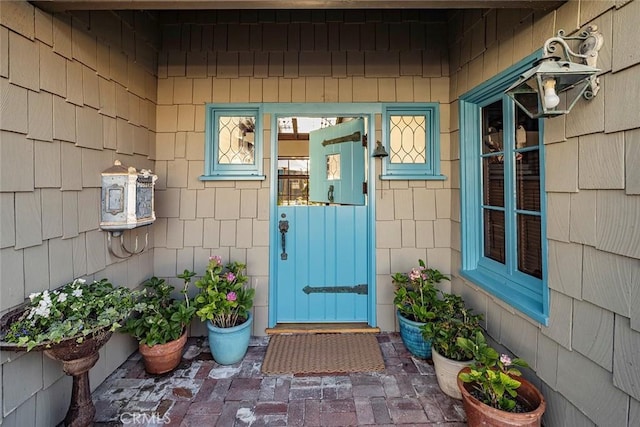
[261,333,385,375]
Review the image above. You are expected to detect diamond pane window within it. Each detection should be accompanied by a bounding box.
[217,116,255,164]
[389,115,426,164]
[381,104,444,180]
[202,105,265,181]
[326,154,341,180]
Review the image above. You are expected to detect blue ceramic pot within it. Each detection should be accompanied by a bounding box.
[206,312,253,365]
[397,310,432,359]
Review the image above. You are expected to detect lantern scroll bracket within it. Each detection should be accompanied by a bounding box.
[107,229,149,259]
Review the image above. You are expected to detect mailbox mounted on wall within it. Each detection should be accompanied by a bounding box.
[100,160,157,257]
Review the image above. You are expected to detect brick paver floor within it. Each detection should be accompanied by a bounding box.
[92,333,467,426]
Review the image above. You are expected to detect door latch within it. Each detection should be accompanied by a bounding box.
[327,184,334,203]
[279,219,289,260]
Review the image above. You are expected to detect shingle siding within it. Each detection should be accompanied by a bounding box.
[1,2,158,424]
[451,2,640,426]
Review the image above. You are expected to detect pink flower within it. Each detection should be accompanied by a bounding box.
[409,268,421,281]
[226,292,237,301]
[209,255,222,266]
[500,354,512,366]
[225,272,236,282]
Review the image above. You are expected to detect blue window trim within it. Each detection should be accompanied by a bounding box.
[459,51,549,326]
[380,103,445,180]
[201,103,266,181]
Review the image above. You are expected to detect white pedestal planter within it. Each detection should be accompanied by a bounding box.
[432,346,474,400]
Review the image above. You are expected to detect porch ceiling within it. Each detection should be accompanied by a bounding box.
[32,0,566,12]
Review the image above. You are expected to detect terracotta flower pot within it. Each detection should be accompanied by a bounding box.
[457,367,546,427]
[139,330,187,374]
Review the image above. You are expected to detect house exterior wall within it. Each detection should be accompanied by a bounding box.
[2,1,638,426]
[155,10,454,336]
[448,1,640,426]
[0,1,158,425]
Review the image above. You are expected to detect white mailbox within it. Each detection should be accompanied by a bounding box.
[100,160,157,232]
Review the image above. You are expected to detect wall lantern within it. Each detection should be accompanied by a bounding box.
[505,25,604,119]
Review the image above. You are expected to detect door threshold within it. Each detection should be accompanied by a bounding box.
[265,323,380,335]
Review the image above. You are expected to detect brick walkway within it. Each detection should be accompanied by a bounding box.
[92,333,467,426]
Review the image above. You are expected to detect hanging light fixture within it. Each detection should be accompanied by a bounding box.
[505,25,604,119]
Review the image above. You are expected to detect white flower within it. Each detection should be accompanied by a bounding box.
[34,299,52,318]
[72,288,83,298]
[500,354,512,366]
[73,278,86,286]
[34,305,51,318]
[29,292,40,302]
[57,293,67,303]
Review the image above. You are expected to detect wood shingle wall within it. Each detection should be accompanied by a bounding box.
[0,1,158,424]
[449,2,640,426]
[154,10,454,336]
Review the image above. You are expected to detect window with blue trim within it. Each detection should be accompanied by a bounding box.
[459,53,549,325]
[201,104,265,181]
[380,103,444,180]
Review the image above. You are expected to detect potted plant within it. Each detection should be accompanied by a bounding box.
[392,259,449,359]
[0,278,136,426]
[194,255,255,365]
[456,331,546,426]
[121,271,196,374]
[421,293,483,399]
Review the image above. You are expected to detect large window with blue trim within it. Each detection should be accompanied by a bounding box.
[380,103,444,180]
[201,104,265,181]
[460,53,549,325]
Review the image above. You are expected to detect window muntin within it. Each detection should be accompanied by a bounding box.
[202,105,265,180]
[459,52,548,325]
[381,104,444,180]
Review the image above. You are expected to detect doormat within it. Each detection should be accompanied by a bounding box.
[261,333,385,375]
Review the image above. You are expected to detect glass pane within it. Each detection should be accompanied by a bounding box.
[515,107,539,150]
[483,157,504,207]
[482,100,503,155]
[483,209,505,264]
[389,115,426,164]
[516,150,540,212]
[218,116,255,164]
[517,214,542,279]
[326,154,340,180]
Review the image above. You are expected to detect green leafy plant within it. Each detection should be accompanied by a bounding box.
[457,331,529,411]
[392,259,449,323]
[421,293,483,361]
[194,256,255,328]
[121,272,196,347]
[2,279,136,351]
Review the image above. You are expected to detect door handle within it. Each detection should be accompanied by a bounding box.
[279,219,289,260]
[327,185,334,203]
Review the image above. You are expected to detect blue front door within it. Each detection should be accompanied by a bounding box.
[275,119,369,323]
